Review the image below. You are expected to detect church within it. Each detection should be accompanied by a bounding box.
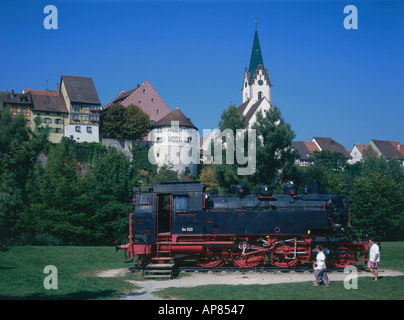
[201,23,273,162]
[238,23,272,128]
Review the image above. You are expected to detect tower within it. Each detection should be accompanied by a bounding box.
[242,22,271,104]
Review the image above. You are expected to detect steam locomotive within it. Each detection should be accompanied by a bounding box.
[117,181,369,268]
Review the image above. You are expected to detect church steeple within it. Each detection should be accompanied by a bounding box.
[248,25,264,79]
[242,21,271,104]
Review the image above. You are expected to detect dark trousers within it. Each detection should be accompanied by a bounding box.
[315,269,330,285]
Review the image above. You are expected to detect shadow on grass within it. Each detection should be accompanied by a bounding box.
[0,289,120,300]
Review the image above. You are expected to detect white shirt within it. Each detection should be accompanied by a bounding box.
[315,252,326,270]
[369,244,380,262]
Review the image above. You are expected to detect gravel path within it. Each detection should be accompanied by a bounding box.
[95,268,404,300]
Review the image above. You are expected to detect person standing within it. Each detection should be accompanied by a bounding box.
[313,245,330,286]
[368,239,380,281]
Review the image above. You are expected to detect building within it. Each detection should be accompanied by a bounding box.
[369,139,404,165]
[149,108,198,176]
[292,137,351,166]
[292,141,320,166]
[2,90,33,126]
[59,75,102,142]
[349,144,376,164]
[23,89,69,143]
[238,23,272,128]
[104,80,171,140]
[312,137,351,159]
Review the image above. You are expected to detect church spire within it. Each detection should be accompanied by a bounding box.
[248,22,264,79]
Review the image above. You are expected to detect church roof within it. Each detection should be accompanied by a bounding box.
[244,98,264,123]
[237,98,251,115]
[248,28,264,80]
[152,108,197,130]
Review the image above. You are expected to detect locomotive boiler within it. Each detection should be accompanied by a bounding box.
[117,181,369,268]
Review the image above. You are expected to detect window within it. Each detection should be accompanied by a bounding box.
[156,108,159,114]
[187,137,192,143]
[143,89,146,94]
[138,100,142,106]
[46,112,50,115]
[175,197,188,212]
[48,127,53,133]
[151,98,154,103]
[22,108,26,113]
[75,126,81,132]
[56,128,62,133]
[44,118,51,124]
[156,152,160,158]
[87,127,92,133]
[258,91,263,100]
[56,119,62,124]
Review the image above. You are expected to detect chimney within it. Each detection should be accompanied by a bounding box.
[56,83,60,92]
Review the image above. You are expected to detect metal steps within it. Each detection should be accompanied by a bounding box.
[143,263,176,279]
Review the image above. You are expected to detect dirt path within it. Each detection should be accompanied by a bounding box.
[96,268,404,300]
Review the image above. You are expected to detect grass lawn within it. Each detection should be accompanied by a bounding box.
[0,246,141,300]
[155,276,404,300]
[0,242,403,300]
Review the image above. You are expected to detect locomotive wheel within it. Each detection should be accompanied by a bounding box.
[269,245,300,268]
[331,247,355,268]
[194,252,224,268]
[231,250,265,268]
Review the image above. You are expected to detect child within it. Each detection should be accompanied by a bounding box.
[313,245,330,286]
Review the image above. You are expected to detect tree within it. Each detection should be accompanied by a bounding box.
[251,105,298,191]
[101,104,150,140]
[124,105,151,140]
[213,105,248,192]
[199,165,218,191]
[0,108,48,249]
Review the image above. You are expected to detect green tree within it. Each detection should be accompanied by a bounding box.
[101,104,151,140]
[213,105,248,192]
[251,106,298,191]
[0,108,48,249]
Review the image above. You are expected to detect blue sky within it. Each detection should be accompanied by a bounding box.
[1,0,403,149]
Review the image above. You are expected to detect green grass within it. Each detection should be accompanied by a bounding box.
[0,242,403,300]
[376,242,404,272]
[0,246,141,300]
[155,276,404,300]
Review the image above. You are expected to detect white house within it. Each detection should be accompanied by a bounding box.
[150,108,199,176]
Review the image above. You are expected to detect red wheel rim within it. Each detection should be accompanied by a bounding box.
[269,245,300,268]
[194,252,224,268]
[231,250,265,268]
[331,247,355,268]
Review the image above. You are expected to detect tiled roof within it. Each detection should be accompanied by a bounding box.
[292,141,312,160]
[313,137,351,158]
[60,75,101,105]
[305,141,320,154]
[29,90,68,113]
[371,139,404,160]
[244,98,264,123]
[237,99,250,115]
[3,91,32,105]
[152,108,197,130]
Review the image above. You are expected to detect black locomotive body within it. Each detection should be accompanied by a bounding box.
[117,181,369,268]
